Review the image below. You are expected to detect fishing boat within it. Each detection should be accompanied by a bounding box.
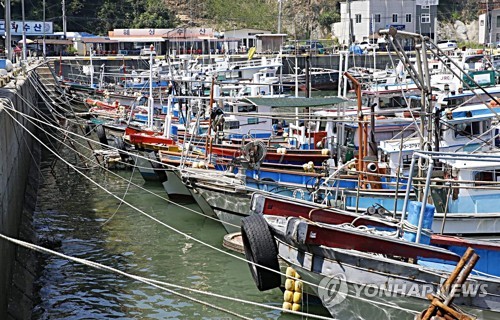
[281,67,340,91]
[241,192,500,319]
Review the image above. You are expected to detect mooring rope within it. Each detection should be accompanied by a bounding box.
[4,102,422,316]
[3,102,240,229]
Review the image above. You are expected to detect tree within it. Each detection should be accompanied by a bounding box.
[131,0,176,28]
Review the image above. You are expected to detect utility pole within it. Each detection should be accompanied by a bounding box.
[487,0,493,45]
[62,0,67,39]
[5,0,11,61]
[21,0,27,60]
[277,0,282,34]
[347,0,353,46]
[43,0,46,57]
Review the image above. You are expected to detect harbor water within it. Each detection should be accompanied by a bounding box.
[31,146,298,319]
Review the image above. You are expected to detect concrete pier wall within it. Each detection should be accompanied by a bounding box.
[56,53,402,79]
[0,74,40,318]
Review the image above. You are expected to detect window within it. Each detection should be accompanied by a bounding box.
[355,14,362,23]
[446,97,465,108]
[248,118,259,124]
[421,5,430,9]
[237,105,257,112]
[343,127,356,146]
[375,14,381,23]
[421,13,430,24]
[474,170,500,186]
[224,120,240,130]
[454,121,483,138]
[392,14,398,23]
[406,14,412,23]
[497,16,500,28]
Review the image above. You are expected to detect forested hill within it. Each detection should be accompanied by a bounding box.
[9,0,482,38]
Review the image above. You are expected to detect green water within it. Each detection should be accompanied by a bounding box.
[31,152,294,319]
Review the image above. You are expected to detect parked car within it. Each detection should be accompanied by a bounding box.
[305,41,325,53]
[358,41,379,51]
[437,40,458,51]
[139,47,157,56]
[281,45,297,54]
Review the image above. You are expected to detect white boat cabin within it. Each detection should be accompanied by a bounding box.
[380,103,498,175]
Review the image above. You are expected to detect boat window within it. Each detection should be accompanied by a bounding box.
[446,97,465,108]
[375,131,394,142]
[319,120,327,131]
[409,99,421,109]
[343,127,356,146]
[378,96,407,109]
[374,128,415,142]
[224,120,240,130]
[474,170,500,186]
[401,129,416,138]
[223,103,232,112]
[402,154,412,167]
[238,105,257,112]
[248,118,259,124]
[454,121,483,137]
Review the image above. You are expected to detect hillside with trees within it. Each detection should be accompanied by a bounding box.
[8,0,482,39]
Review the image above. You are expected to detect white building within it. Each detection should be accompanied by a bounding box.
[333,0,438,45]
[222,28,271,53]
[479,9,500,45]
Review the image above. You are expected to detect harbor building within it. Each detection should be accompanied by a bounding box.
[479,7,500,45]
[333,0,438,46]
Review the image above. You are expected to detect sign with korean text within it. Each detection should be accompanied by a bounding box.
[416,0,439,5]
[386,24,406,30]
[0,20,53,36]
[114,28,214,38]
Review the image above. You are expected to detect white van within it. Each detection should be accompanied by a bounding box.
[437,40,458,51]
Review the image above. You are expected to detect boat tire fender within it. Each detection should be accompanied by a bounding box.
[96,125,108,146]
[114,136,129,161]
[241,213,281,291]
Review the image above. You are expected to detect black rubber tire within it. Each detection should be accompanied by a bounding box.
[241,214,281,291]
[114,136,129,162]
[96,125,108,146]
[84,124,92,136]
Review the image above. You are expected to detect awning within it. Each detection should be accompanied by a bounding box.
[241,97,348,108]
[108,37,166,42]
[82,37,118,44]
[35,39,73,45]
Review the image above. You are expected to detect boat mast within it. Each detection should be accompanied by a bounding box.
[148,44,154,129]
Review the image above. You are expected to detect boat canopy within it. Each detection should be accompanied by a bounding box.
[241,97,348,108]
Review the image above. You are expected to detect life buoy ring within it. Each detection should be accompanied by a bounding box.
[241,214,281,291]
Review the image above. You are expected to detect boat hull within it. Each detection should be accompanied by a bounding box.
[162,169,195,202]
[275,235,500,319]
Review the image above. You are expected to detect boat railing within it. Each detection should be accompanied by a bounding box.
[403,150,500,239]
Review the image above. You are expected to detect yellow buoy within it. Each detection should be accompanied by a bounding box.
[293,291,302,303]
[292,303,301,311]
[294,280,303,292]
[285,279,295,291]
[282,302,292,310]
[248,47,256,60]
[283,290,293,303]
[286,267,296,278]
